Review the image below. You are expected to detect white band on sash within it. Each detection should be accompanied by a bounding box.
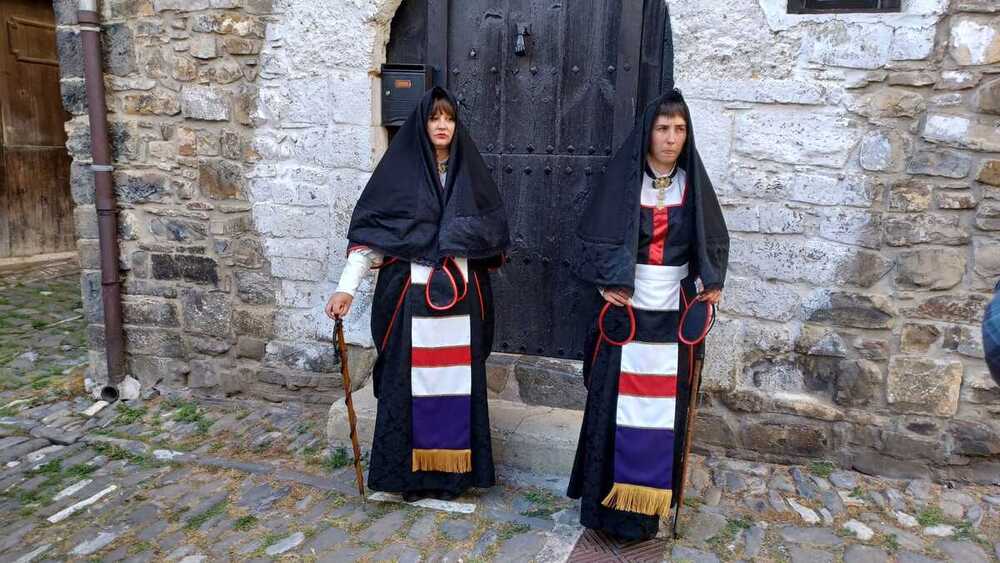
[621,341,678,376]
[410,258,469,285]
[616,395,677,429]
[631,263,687,311]
[635,263,688,282]
[411,315,471,348]
[412,365,473,397]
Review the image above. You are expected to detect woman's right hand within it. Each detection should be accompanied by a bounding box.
[601,287,632,307]
[325,292,354,320]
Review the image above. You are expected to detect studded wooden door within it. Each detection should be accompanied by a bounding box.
[387,0,673,360]
[0,0,73,258]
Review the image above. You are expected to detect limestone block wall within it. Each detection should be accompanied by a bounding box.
[675,0,1000,482]
[55,0,398,404]
[54,0,1000,480]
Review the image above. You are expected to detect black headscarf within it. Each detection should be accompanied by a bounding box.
[572,89,729,291]
[347,87,510,265]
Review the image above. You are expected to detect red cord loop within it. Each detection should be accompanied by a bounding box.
[425,257,468,311]
[597,301,636,347]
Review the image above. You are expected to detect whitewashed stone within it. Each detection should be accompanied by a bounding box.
[789,173,881,208]
[937,70,980,90]
[724,166,791,199]
[759,204,804,234]
[672,0,800,80]
[860,130,908,172]
[265,238,330,261]
[686,99,733,184]
[288,125,376,170]
[950,15,1000,66]
[703,318,743,393]
[181,86,230,121]
[253,203,330,238]
[818,208,881,249]
[922,114,1000,152]
[270,257,325,281]
[892,26,936,60]
[276,280,326,309]
[807,21,893,69]
[723,205,759,233]
[720,277,801,322]
[735,110,859,168]
[682,79,825,105]
[731,238,888,287]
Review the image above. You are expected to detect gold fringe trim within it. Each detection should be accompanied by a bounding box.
[601,483,673,517]
[411,449,472,473]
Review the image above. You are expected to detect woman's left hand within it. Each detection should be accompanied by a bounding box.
[699,288,722,305]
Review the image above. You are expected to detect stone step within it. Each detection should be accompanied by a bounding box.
[486,353,586,412]
[326,383,583,479]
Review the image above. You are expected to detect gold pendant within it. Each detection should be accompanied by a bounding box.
[653,176,670,190]
[656,188,666,210]
[438,162,448,175]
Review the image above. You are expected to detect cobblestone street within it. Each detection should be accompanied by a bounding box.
[1,274,998,562]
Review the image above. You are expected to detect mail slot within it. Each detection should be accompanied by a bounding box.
[381,64,432,126]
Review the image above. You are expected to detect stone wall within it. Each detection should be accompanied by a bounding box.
[55,0,397,404]
[55,0,1000,481]
[669,0,1000,482]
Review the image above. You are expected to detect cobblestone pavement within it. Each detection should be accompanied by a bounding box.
[1,275,999,562]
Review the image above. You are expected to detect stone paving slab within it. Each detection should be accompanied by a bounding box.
[1,273,999,562]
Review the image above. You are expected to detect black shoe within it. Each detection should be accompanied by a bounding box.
[402,491,425,503]
[431,489,458,501]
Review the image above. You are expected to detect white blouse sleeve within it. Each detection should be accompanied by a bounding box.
[335,247,384,297]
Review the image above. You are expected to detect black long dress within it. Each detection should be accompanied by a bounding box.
[366,257,498,494]
[346,87,510,495]
[567,90,729,540]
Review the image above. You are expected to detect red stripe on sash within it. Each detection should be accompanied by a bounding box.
[412,345,472,368]
[648,208,669,265]
[619,372,677,397]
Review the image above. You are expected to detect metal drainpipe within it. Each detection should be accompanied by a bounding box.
[78,0,125,402]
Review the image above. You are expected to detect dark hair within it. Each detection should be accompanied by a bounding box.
[655,100,686,121]
[429,95,456,120]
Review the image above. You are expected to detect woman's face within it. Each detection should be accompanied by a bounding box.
[648,113,687,168]
[427,111,456,152]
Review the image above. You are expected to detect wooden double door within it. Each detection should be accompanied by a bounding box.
[387,0,674,360]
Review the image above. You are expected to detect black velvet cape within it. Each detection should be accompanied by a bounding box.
[572,89,729,291]
[347,87,510,265]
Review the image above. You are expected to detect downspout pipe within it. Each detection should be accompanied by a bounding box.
[78,0,125,402]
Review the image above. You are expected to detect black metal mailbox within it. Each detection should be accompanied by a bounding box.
[380,64,431,126]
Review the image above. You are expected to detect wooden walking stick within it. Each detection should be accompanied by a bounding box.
[671,356,703,539]
[671,298,716,539]
[334,317,366,501]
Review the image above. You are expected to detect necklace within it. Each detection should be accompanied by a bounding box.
[651,163,676,209]
[437,160,448,175]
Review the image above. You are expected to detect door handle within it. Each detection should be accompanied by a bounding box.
[514,25,530,57]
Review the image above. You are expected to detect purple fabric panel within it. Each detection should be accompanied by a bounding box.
[612,426,674,490]
[412,395,471,450]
